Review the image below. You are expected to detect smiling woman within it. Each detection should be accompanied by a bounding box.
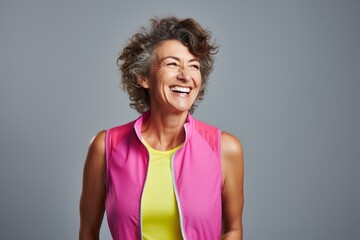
[79,16,244,240]
[138,40,202,114]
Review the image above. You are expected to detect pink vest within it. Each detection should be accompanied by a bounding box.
[105,112,222,239]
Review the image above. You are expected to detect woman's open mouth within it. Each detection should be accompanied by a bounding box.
[170,86,191,94]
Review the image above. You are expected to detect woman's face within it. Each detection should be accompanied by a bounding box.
[139,40,201,114]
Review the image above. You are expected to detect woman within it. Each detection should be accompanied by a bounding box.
[79,16,244,240]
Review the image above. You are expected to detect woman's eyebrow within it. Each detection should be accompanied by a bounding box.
[189,59,200,64]
[160,56,200,62]
[160,56,180,61]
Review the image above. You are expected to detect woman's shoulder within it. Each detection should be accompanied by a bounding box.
[221,132,243,163]
[88,130,106,155]
[220,131,244,188]
[106,119,137,145]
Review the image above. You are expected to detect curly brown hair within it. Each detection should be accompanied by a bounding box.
[117,16,218,114]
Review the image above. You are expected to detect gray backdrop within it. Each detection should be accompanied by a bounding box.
[1,0,359,239]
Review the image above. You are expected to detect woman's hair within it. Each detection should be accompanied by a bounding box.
[117,16,218,114]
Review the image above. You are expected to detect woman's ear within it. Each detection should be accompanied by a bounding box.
[137,76,150,89]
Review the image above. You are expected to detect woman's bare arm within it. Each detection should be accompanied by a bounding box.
[79,131,106,240]
[221,132,244,240]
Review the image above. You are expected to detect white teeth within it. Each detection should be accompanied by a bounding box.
[170,86,190,93]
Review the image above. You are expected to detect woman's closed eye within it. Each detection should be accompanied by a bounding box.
[190,64,200,70]
[166,62,179,67]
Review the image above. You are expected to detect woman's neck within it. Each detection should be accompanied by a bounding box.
[141,110,188,151]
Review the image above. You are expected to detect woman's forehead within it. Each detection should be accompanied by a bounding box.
[154,40,197,60]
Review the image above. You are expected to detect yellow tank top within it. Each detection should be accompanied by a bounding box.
[141,140,183,240]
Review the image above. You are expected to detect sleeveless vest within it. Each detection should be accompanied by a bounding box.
[105,112,222,239]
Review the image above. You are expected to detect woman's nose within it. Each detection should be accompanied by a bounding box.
[178,67,191,82]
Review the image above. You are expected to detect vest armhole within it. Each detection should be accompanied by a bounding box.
[105,129,110,189]
[218,129,224,188]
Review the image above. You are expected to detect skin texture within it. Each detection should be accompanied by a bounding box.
[79,131,106,240]
[221,132,244,240]
[79,40,244,239]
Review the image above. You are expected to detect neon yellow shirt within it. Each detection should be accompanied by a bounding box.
[141,140,183,240]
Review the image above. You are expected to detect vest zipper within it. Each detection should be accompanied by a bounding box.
[135,127,150,240]
[171,151,187,240]
[171,126,188,240]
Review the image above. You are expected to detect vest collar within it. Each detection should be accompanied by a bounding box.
[133,111,194,144]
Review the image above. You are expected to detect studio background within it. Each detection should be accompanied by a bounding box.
[1,0,359,239]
